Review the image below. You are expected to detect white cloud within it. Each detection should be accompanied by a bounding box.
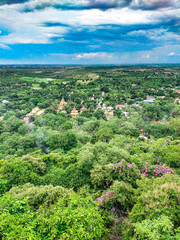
[50,52,114,60]
[135,44,180,63]
[128,28,180,41]
[75,52,113,59]
[142,54,150,59]
[0,43,11,50]
[75,8,162,26]
[0,0,179,45]
[168,52,175,56]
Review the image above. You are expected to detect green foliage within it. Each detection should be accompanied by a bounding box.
[47,131,77,151]
[130,175,180,226]
[143,104,163,120]
[82,119,100,133]
[34,113,68,130]
[22,155,47,174]
[171,117,180,136]
[78,142,130,177]
[34,192,109,240]
[91,164,114,188]
[132,215,176,240]
[44,107,57,115]
[3,116,24,132]
[144,122,175,138]
[94,109,106,120]
[114,108,123,118]
[111,181,134,210]
[0,158,37,191]
[0,191,109,240]
[153,144,180,169]
[0,194,36,239]
[91,127,114,143]
[39,164,91,191]
[80,109,93,118]
[9,183,73,208]
[60,120,73,130]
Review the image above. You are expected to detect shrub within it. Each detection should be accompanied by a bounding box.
[9,183,73,208]
[0,158,37,191]
[132,215,176,240]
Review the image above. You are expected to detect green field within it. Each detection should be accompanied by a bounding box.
[21,77,54,83]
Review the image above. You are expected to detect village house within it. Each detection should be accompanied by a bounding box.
[143,99,154,104]
[105,109,114,116]
[62,110,67,114]
[115,104,128,109]
[23,117,29,124]
[174,98,180,104]
[57,98,67,111]
[139,129,148,140]
[146,95,155,100]
[175,89,180,94]
[102,104,109,110]
[70,108,79,118]
[90,94,95,100]
[27,107,45,118]
[80,106,87,113]
[96,101,102,110]
[106,106,113,111]
[143,95,155,104]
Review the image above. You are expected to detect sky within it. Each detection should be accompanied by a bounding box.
[0,0,179,64]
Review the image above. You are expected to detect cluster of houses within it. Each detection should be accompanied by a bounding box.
[1,85,179,124]
[57,98,87,118]
[56,94,159,118]
[56,97,143,119]
[0,94,157,124]
[143,95,156,104]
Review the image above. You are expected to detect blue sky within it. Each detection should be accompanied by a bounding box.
[0,0,179,64]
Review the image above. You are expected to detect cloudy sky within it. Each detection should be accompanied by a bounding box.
[0,0,179,64]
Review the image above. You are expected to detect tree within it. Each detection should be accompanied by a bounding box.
[47,131,77,151]
[171,117,180,136]
[114,108,123,118]
[91,127,114,143]
[94,109,106,120]
[144,123,175,138]
[0,158,37,191]
[44,107,57,115]
[80,109,93,118]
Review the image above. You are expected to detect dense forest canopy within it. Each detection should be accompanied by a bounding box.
[0,65,180,239]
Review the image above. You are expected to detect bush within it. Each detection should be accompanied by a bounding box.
[9,183,73,208]
[0,191,110,239]
[47,131,77,151]
[130,174,180,226]
[0,158,37,191]
[132,215,177,240]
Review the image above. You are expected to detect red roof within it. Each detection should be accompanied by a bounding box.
[23,117,29,124]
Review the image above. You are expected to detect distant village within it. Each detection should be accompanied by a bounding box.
[24,87,179,124]
[0,83,179,125]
